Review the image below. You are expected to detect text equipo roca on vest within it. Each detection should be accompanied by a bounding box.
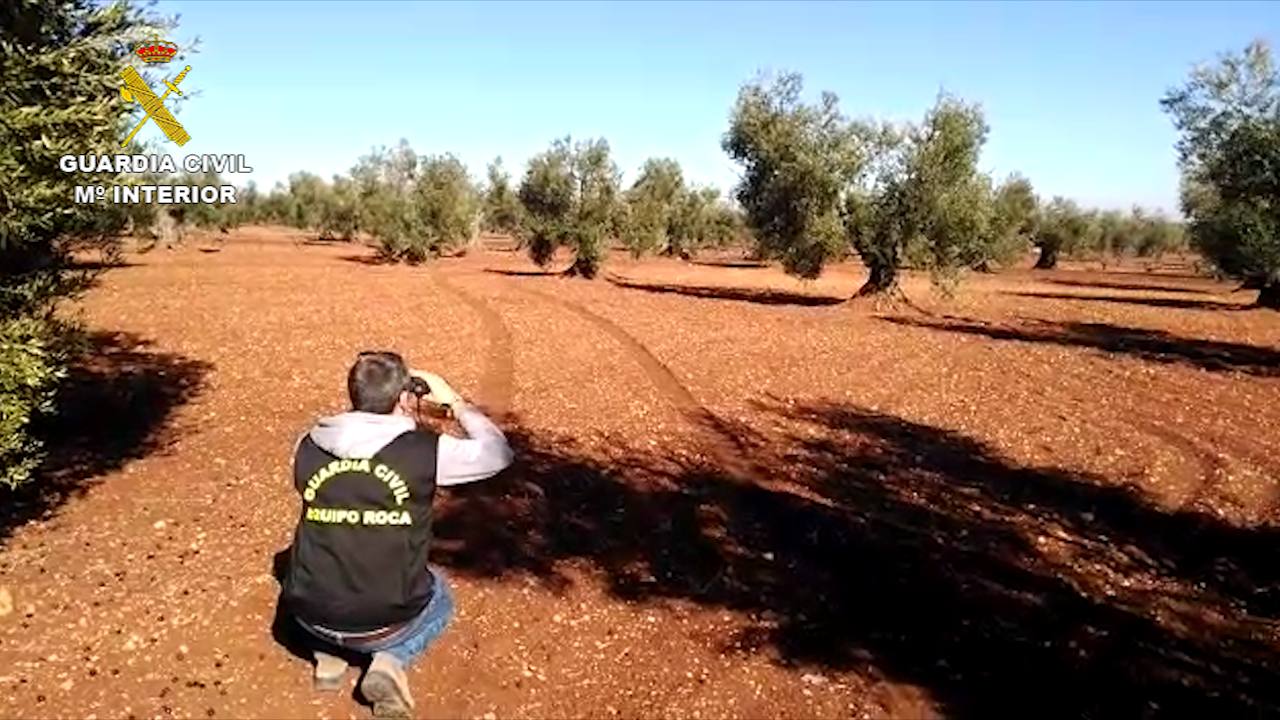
[59,153,252,205]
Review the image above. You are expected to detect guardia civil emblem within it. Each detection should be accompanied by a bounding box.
[119,35,191,147]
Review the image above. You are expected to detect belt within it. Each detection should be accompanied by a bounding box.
[311,618,409,643]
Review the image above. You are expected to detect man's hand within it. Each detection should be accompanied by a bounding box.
[409,370,463,407]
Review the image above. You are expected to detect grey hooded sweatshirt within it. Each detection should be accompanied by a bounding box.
[307,403,513,485]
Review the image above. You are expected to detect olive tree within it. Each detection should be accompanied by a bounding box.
[349,142,413,259]
[403,154,478,262]
[285,172,330,232]
[319,175,360,241]
[258,182,293,226]
[567,139,620,277]
[621,158,685,258]
[1133,213,1187,259]
[845,95,995,294]
[1161,39,1280,308]
[518,139,575,268]
[1093,209,1131,264]
[670,186,737,257]
[1033,197,1097,269]
[723,72,866,278]
[481,157,524,236]
[0,0,168,487]
[517,137,620,278]
[979,174,1038,270]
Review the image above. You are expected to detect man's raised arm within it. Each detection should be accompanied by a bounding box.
[410,370,513,486]
[435,402,513,486]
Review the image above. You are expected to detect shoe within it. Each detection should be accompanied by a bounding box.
[313,650,349,692]
[360,651,414,718]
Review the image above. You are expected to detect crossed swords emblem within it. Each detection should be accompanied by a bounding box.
[119,65,192,147]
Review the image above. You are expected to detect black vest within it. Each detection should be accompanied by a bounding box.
[282,430,438,631]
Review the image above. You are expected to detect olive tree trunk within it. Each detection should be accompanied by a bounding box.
[1033,245,1059,269]
[1259,282,1280,310]
[856,260,900,296]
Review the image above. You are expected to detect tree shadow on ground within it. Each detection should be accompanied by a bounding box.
[431,403,1280,717]
[688,258,771,269]
[1044,278,1213,295]
[1105,267,1205,280]
[483,268,563,277]
[1004,289,1246,311]
[70,259,138,270]
[0,331,212,544]
[339,255,391,267]
[881,315,1280,377]
[604,274,847,307]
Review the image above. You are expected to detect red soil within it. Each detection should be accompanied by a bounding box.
[1,228,1277,719]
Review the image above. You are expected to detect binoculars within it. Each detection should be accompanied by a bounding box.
[406,376,431,397]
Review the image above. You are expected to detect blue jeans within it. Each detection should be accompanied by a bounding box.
[297,569,455,667]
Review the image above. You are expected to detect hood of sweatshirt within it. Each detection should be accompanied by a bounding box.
[307,411,415,459]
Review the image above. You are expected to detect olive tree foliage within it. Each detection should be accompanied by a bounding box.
[845,95,994,294]
[724,73,867,279]
[671,186,743,255]
[1028,202,1186,268]
[725,74,1004,294]
[319,175,360,241]
[236,172,336,238]
[285,171,329,231]
[620,159,741,259]
[518,139,576,268]
[0,0,168,487]
[481,157,524,236]
[166,171,236,242]
[1089,208,1186,264]
[566,139,620,276]
[621,158,685,258]
[407,154,479,261]
[226,180,261,228]
[1132,212,1188,259]
[1161,39,1280,308]
[980,174,1038,270]
[340,141,477,263]
[517,137,620,278]
[1033,197,1098,269]
[1092,209,1131,264]
[351,140,418,257]
[903,97,995,290]
[257,182,293,226]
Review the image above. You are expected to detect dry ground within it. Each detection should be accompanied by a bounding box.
[1,227,1278,719]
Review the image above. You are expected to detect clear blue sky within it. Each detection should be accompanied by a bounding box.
[155,0,1278,214]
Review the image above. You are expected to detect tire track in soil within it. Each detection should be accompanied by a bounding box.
[506,282,815,494]
[498,287,946,719]
[1052,361,1279,513]
[1130,417,1231,509]
[1129,413,1279,517]
[920,315,1279,491]
[1133,388,1279,472]
[428,268,515,419]
[1051,379,1261,513]
[1091,360,1280,460]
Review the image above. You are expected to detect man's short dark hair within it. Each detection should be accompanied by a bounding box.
[348,351,409,413]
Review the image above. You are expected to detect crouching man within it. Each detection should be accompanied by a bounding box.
[281,351,513,718]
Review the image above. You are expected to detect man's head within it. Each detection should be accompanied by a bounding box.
[348,351,411,414]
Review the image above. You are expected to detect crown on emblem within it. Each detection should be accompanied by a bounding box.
[134,36,178,64]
